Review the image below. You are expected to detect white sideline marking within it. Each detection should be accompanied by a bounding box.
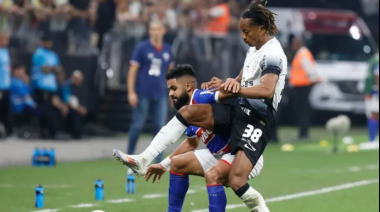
[107,198,135,203]
[143,194,167,199]
[142,189,199,199]
[30,209,59,212]
[348,167,362,172]
[187,189,198,194]
[69,203,97,208]
[0,184,14,188]
[367,164,379,170]
[192,179,379,212]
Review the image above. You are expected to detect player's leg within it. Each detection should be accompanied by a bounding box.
[150,97,168,163]
[114,104,220,175]
[366,95,379,142]
[228,107,270,212]
[127,98,149,155]
[168,151,207,212]
[229,151,269,212]
[205,160,230,212]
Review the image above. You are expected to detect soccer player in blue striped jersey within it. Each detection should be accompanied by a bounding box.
[114,64,266,212]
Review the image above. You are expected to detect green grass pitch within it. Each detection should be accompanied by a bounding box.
[0,128,379,212]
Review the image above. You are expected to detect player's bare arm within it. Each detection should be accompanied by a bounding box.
[238,73,279,99]
[145,137,200,183]
[216,73,279,99]
[127,64,139,108]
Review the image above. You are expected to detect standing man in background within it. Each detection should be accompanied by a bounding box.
[0,33,12,138]
[289,37,320,140]
[364,51,379,144]
[127,21,175,163]
[32,35,63,139]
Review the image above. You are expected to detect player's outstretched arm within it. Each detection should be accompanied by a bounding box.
[237,73,279,99]
[144,138,200,183]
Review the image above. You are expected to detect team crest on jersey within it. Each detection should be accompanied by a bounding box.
[163,53,170,62]
[148,53,154,60]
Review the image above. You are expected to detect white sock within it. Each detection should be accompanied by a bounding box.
[240,187,269,212]
[141,116,188,165]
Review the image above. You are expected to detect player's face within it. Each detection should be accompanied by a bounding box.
[239,18,263,47]
[149,23,166,41]
[167,79,191,110]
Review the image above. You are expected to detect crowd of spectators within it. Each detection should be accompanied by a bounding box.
[0,0,253,55]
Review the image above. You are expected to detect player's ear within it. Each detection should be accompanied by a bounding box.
[259,26,265,35]
[185,82,192,92]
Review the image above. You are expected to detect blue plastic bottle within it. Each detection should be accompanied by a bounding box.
[95,179,104,201]
[49,148,56,166]
[127,174,136,194]
[35,185,44,208]
[32,148,41,167]
[41,148,49,167]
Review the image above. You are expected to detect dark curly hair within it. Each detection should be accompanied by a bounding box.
[241,0,278,36]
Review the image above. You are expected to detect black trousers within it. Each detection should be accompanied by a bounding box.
[0,90,13,136]
[34,89,59,139]
[291,85,313,139]
[67,110,84,139]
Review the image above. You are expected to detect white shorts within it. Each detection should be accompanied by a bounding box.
[194,149,264,180]
[366,95,379,118]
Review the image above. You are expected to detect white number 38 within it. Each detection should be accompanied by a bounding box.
[242,124,263,143]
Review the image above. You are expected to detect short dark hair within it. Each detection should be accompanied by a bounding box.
[41,33,51,42]
[166,64,197,80]
[242,0,278,36]
[12,62,24,71]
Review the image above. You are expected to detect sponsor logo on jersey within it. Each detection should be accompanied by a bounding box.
[241,107,251,116]
[163,53,170,62]
[196,128,215,145]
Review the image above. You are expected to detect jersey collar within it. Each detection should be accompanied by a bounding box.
[190,89,198,105]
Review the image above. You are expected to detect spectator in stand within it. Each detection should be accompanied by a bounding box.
[207,0,230,57]
[68,0,92,54]
[10,63,37,137]
[56,68,87,139]
[50,0,72,53]
[115,0,145,45]
[32,0,55,36]
[94,0,116,50]
[0,32,12,138]
[143,0,178,41]
[32,34,63,139]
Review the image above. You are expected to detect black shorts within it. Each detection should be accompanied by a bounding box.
[211,104,273,167]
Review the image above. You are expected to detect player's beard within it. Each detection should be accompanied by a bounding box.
[173,89,190,110]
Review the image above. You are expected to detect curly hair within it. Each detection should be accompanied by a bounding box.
[241,0,279,36]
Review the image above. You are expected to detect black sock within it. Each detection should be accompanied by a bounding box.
[176,113,190,127]
[234,183,250,198]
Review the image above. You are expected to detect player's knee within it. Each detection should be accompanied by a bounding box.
[205,168,222,185]
[229,171,247,191]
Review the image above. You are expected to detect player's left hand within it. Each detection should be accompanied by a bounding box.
[145,164,166,184]
[213,78,241,94]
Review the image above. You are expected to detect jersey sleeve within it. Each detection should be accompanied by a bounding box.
[130,44,143,67]
[260,53,284,76]
[185,127,197,138]
[32,52,44,67]
[192,89,219,104]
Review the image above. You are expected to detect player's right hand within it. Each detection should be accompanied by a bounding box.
[145,164,166,184]
[128,92,139,108]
